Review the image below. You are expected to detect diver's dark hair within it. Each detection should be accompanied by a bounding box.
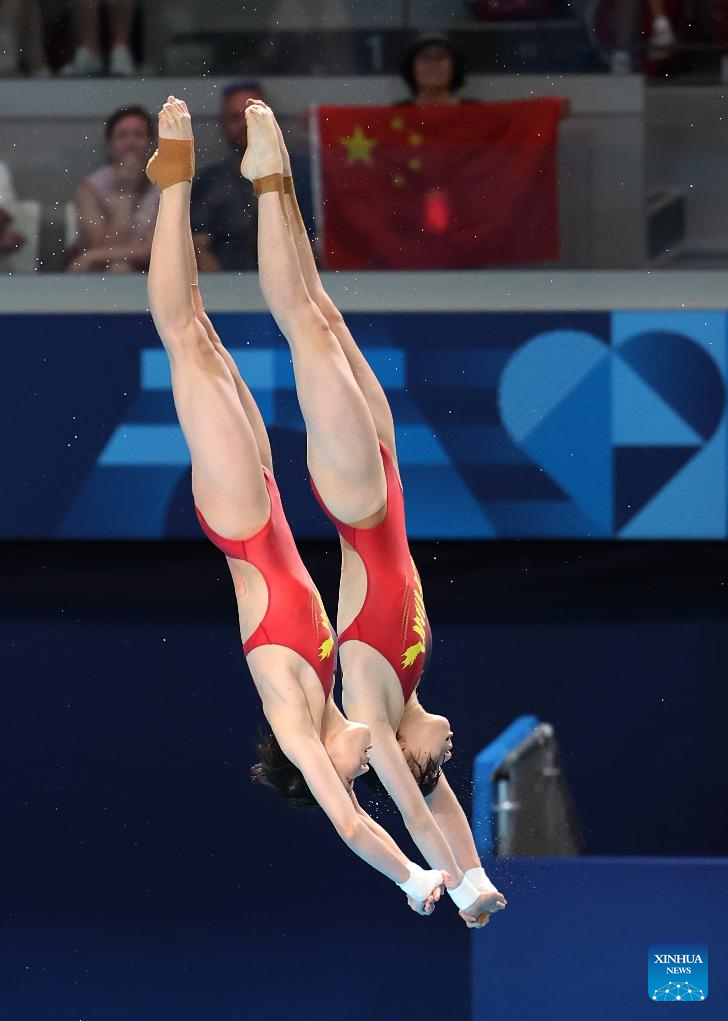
[399,32,466,98]
[251,730,320,809]
[411,754,443,797]
[361,754,442,798]
[105,105,154,141]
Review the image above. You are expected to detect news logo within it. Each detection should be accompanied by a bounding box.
[649,942,708,1001]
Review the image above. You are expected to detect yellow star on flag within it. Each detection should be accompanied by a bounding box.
[340,125,378,165]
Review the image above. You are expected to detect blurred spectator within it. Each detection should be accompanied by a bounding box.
[611,0,677,72]
[0,160,25,255]
[0,0,50,76]
[66,105,157,273]
[60,0,136,77]
[468,0,554,21]
[190,81,266,272]
[397,30,569,117]
[398,32,466,106]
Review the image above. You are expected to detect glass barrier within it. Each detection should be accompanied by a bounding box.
[0,1,727,271]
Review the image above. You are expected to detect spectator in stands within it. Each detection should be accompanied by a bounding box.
[60,0,136,77]
[399,32,466,106]
[0,160,25,254]
[611,0,677,72]
[0,0,50,76]
[190,81,266,272]
[66,105,157,273]
[398,31,569,118]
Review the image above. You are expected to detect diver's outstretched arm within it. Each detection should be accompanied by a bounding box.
[424,772,481,872]
[264,697,445,910]
[426,775,508,927]
[365,721,466,878]
[368,724,505,927]
[425,773,507,924]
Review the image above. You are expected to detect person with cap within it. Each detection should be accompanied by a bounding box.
[398,32,468,107]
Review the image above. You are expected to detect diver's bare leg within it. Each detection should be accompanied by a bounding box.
[271,108,397,462]
[147,98,269,537]
[243,103,385,525]
[184,211,273,472]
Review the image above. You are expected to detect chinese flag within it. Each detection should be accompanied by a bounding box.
[313,100,561,270]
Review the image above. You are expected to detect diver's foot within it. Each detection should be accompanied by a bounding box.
[240,102,284,181]
[245,97,292,177]
[146,97,195,189]
[157,96,193,140]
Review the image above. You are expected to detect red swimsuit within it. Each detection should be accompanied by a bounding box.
[311,442,431,704]
[195,467,336,699]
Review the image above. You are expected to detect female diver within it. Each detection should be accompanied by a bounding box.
[241,99,508,928]
[144,96,447,913]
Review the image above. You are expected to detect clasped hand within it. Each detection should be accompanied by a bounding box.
[407,876,507,929]
[406,869,451,916]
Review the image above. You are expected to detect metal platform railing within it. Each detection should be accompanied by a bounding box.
[473,715,583,857]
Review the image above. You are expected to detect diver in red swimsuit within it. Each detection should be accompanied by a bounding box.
[244,100,508,928]
[144,96,447,912]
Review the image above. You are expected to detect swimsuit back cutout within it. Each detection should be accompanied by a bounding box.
[310,442,431,704]
[195,467,336,699]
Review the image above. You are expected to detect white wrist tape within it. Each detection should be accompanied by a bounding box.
[447,875,479,911]
[465,866,487,889]
[397,862,443,902]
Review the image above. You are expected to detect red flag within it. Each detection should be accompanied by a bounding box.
[312,100,562,270]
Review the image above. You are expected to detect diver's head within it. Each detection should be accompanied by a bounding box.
[324,720,372,794]
[397,711,452,795]
[251,720,372,806]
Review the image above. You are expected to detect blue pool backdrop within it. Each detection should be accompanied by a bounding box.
[3,537,725,1019]
[4,308,727,538]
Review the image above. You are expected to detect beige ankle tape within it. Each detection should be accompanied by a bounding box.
[145,138,195,191]
[283,176,306,234]
[252,173,289,223]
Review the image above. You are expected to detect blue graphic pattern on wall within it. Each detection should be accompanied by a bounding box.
[495,313,726,537]
[4,309,727,538]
